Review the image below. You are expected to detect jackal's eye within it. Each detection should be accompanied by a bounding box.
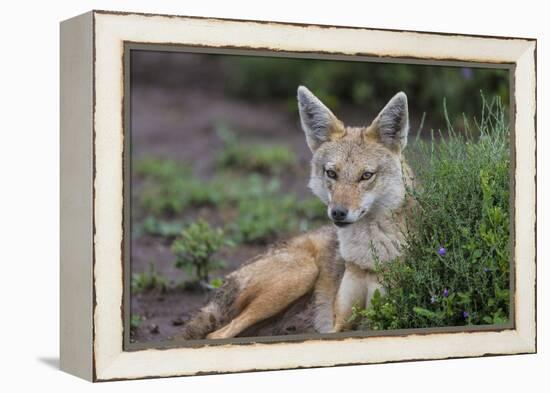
[360,171,374,181]
[325,169,337,179]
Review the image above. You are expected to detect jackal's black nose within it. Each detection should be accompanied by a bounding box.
[330,206,348,221]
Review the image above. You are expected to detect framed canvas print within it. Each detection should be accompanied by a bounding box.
[60,10,537,382]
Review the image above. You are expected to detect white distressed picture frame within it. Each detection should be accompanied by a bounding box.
[60,10,536,382]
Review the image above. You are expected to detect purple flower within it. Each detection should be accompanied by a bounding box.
[438,247,447,257]
[461,67,474,80]
[430,295,436,304]
[463,311,470,319]
[442,288,449,297]
[483,267,490,273]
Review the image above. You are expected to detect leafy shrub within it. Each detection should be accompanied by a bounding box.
[171,220,232,283]
[216,125,296,174]
[131,262,168,294]
[351,96,510,330]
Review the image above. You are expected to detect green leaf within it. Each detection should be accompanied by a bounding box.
[413,307,439,320]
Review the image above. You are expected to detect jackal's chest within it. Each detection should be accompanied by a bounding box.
[337,221,404,270]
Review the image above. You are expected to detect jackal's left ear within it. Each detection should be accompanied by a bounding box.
[297,86,345,152]
[367,92,409,151]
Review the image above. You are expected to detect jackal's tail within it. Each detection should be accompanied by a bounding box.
[180,276,240,340]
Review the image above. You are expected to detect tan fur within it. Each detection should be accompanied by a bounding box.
[190,227,343,340]
[181,87,414,339]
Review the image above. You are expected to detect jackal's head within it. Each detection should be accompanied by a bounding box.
[297,86,410,227]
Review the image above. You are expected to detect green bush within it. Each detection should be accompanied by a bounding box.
[171,220,232,283]
[131,262,168,294]
[216,125,296,174]
[351,96,510,330]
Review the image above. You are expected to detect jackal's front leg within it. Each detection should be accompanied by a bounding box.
[331,263,368,333]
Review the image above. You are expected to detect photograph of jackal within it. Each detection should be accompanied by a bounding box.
[128,49,511,345]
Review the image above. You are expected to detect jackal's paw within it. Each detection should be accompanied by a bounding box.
[206,331,223,340]
[328,323,344,334]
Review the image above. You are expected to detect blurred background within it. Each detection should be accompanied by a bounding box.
[129,49,510,344]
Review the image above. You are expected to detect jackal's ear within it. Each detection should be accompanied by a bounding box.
[297,86,344,152]
[367,92,409,151]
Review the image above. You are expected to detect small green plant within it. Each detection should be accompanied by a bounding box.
[231,195,300,244]
[210,173,281,204]
[350,289,400,331]
[352,96,510,330]
[131,262,168,294]
[137,157,223,215]
[130,314,142,330]
[209,277,224,289]
[136,216,185,238]
[139,176,223,215]
[136,157,191,215]
[136,158,286,216]
[216,125,296,174]
[226,184,326,243]
[171,220,231,283]
[135,157,191,181]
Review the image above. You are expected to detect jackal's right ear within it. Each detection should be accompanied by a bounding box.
[297,86,344,152]
[367,91,409,151]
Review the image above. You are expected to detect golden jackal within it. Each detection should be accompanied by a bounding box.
[181,86,414,339]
